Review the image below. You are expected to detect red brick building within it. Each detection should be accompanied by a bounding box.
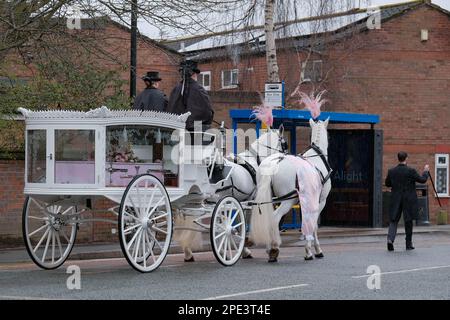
[180,1,450,224]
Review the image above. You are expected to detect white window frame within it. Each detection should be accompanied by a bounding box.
[435,154,449,197]
[221,69,239,89]
[199,71,211,91]
[301,60,323,83]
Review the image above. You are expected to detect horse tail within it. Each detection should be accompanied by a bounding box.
[249,165,280,248]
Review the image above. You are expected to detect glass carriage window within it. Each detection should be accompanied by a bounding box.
[27,130,47,183]
[106,125,179,187]
[54,130,96,184]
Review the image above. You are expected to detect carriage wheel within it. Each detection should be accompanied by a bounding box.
[210,196,246,266]
[119,174,172,273]
[22,197,78,270]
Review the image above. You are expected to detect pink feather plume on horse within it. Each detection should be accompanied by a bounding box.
[251,103,274,127]
[292,89,328,119]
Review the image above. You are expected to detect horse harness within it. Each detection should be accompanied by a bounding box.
[252,143,333,209]
[300,143,333,185]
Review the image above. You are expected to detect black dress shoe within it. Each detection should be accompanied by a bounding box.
[406,244,415,250]
[387,242,394,251]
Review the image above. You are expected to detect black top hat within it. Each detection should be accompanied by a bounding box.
[142,71,162,82]
[180,60,200,75]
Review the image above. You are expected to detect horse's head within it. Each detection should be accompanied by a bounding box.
[309,117,329,152]
[250,126,286,159]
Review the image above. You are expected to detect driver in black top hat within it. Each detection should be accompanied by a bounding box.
[133,71,168,111]
[167,60,214,131]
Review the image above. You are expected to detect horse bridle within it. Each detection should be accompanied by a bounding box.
[253,135,288,165]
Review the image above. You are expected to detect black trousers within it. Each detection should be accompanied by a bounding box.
[387,217,413,244]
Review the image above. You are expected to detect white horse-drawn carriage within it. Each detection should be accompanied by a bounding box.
[19,106,290,272]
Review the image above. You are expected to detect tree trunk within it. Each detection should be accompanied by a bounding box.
[264,0,280,83]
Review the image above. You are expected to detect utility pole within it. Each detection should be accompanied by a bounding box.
[130,0,138,100]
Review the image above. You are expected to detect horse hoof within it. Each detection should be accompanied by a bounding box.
[184,256,195,262]
[304,255,314,261]
[242,254,253,259]
[268,248,279,262]
[315,252,324,259]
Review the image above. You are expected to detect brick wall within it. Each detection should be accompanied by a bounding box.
[197,4,450,224]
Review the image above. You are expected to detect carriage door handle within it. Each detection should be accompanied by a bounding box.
[48,153,53,160]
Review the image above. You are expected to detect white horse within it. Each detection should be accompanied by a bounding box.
[249,118,332,262]
[174,127,288,262]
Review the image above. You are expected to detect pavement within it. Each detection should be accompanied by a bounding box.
[2,225,450,265]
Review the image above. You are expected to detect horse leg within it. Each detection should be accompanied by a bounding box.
[313,229,324,258]
[313,197,328,259]
[183,246,195,262]
[305,240,314,260]
[267,199,297,263]
[242,247,253,259]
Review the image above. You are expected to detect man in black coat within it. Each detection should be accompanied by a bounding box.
[133,71,168,111]
[385,151,429,251]
[167,60,214,131]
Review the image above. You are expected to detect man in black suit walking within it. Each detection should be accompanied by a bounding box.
[385,151,429,251]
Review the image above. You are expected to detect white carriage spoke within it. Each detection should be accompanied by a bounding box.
[215,223,226,232]
[146,198,165,219]
[142,180,149,215]
[230,235,238,251]
[126,226,142,251]
[41,229,52,262]
[30,198,46,211]
[231,222,244,229]
[214,230,227,240]
[152,226,167,235]
[51,230,55,263]
[33,227,50,253]
[147,231,162,251]
[124,210,140,222]
[61,207,73,216]
[217,231,227,254]
[59,227,71,244]
[150,211,168,221]
[28,216,49,221]
[154,221,167,228]
[142,229,147,268]
[146,232,157,264]
[133,231,143,263]
[145,186,158,217]
[221,237,229,260]
[135,186,143,218]
[124,223,141,234]
[28,223,48,237]
[229,209,239,225]
[55,232,63,259]
[128,196,141,218]
[145,232,156,263]
[228,237,233,259]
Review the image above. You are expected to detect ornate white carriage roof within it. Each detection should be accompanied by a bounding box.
[17,106,191,123]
